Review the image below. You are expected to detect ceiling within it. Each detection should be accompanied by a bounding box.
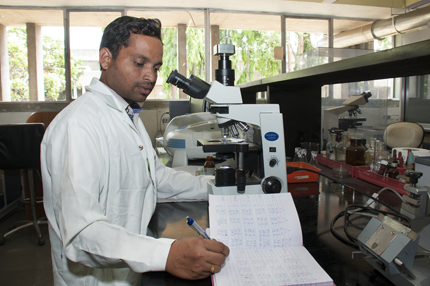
[0,0,428,34]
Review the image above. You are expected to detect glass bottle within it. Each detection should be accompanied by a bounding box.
[387,162,399,179]
[396,167,407,183]
[345,138,366,166]
[392,149,397,162]
[376,141,389,161]
[373,141,389,173]
[366,137,376,150]
[364,138,376,166]
[204,156,216,176]
[362,139,367,149]
[335,135,350,163]
[398,151,404,168]
[299,149,308,163]
[292,147,301,162]
[309,151,319,167]
[378,160,388,175]
[326,133,337,160]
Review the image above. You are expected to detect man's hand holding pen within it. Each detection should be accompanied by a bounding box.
[165,237,230,280]
[165,216,229,280]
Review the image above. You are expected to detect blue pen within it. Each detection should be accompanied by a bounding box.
[186,216,210,239]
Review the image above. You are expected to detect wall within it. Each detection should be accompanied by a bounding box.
[0,112,33,124]
[396,26,430,46]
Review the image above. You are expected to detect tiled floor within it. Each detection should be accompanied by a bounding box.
[0,204,53,286]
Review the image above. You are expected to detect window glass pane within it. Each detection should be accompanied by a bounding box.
[8,26,28,101]
[1,9,64,102]
[405,75,430,124]
[374,37,393,51]
[42,26,67,101]
[69,11,122,99]
[0,9,64,101]
[322,79,396,149]
[159,27,177,99]
[286,18,327,72]
[186,27,205,78]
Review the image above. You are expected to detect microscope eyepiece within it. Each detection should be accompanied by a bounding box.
[166,70,189,90]
[166,69,211,99]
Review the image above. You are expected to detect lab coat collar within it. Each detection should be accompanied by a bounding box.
[86,78,124,112]
[86,78,144,126]
[86,78,141,133]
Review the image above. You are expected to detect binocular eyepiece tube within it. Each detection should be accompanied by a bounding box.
[166,70,211,99]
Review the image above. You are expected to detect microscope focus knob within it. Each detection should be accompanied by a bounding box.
[405,171,423,185]
[269,158,278,167]
[262,177,282,194]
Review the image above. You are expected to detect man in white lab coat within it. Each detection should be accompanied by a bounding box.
[41,16,229,286]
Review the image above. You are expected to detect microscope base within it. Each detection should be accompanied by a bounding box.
[207,180,287,195]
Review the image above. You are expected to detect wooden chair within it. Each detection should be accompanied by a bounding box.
[26,111,58,128]
[25,111,59,220]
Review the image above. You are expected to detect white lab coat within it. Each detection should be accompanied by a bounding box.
[41,78,210,286]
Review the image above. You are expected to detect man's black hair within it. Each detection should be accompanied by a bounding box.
[100,16,162,61]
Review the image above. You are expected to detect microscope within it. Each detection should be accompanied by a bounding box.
[324,91,372,132]
[166,45,288,195]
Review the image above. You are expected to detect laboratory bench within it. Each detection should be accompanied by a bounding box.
[143,165,416,286]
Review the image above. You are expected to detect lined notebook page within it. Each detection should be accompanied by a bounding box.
[209,193,333,286]
[213,247,333,286]
[209,193,302,249]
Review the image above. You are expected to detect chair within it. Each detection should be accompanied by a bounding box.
[0,123,46,246]
[26,111,58,128]
[384,122,425,149]
[26,111,58,219]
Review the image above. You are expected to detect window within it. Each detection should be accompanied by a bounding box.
[405,74,430,123]
[69,11,122,99]
[42,26,69,101]
[286,18,327,72]
[1,9,65,102]
[8,25,28,101]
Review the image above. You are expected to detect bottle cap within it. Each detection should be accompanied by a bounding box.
[407,152,414,163]
[397,167,406,175]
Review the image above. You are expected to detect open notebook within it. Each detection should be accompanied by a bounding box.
[209,193,333,286]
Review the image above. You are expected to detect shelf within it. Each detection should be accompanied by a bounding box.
[239,39,430,92]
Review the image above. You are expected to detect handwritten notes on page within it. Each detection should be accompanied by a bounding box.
[209,193,302,249]
[209,193,333,286]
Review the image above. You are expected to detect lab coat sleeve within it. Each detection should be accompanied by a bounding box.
[44,117,174,273]
[154,152,211,202]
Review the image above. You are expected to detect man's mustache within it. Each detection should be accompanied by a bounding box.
[136,80,155,89]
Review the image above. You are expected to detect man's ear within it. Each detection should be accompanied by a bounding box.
[99,47,112,71]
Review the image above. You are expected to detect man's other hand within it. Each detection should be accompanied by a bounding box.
[165,237,230,280]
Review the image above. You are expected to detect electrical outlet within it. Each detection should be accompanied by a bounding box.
[157,109,170,131]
